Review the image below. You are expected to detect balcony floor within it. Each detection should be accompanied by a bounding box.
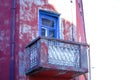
[27,67,82,79]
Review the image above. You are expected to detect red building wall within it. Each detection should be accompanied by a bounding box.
[76,0,86,43]
[0,0,12,80]
[0,0,88,80]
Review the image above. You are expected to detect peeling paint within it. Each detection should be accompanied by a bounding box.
[76,0,86,43]
[20,0,45,21]
[19,24,36,40]
[0,30,10,54]
[62,19,74,41]
[20,24,31,33]
[0,0,87,80]
[19,51,26,76]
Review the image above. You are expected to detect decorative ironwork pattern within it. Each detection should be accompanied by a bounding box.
[29,43,38,68]
[25,37,89,75]
[40,39,80,68]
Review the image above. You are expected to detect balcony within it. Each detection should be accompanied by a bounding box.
[25,36,89,79]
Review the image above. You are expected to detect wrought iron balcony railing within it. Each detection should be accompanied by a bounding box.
[25,36,89,79]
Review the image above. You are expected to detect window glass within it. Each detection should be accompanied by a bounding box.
[49,30,55,38]
[41,28,46,37]
[42,18,54,27]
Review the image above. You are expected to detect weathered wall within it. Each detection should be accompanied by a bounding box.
[76,0,88,80]
[76,0,86,43]
[0,0,12,80]
[0,0,87,80]
[18,1,52,79]
[48,0,77,41]
[18,0,77,79]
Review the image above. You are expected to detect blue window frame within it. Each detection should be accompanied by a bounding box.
[39,10,60,38]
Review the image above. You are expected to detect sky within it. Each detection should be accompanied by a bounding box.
[82,0,120,80]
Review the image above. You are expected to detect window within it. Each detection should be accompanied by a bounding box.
[39,10,60,38]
